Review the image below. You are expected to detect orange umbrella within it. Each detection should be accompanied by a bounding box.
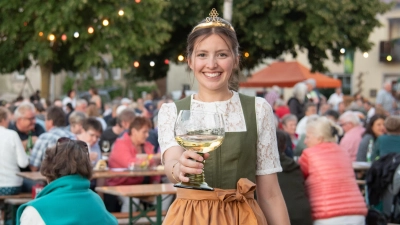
[240,61,342,88]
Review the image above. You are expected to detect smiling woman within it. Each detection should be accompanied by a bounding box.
[158,8,290,225]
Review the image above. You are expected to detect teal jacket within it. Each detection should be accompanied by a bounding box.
[371,134,400,161]
[16,175,117,225]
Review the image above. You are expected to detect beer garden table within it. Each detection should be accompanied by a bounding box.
[96,183,176,225]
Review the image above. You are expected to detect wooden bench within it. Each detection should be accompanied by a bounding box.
[3,198,32,225]
[112,211,167,225]
[0,193,31,200]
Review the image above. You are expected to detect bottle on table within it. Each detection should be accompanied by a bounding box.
[26,131,33,156]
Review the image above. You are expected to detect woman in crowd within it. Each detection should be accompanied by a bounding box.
[356,114,386,162]
[86,103,107,131]
[276,130,313,225]
[0,107,28,195]
[371,115,400,160]
[299,116,367,225]
[288,82,308,121]
[89,87,102,111]
[17,137,117,225]
[159,8,289,224]
[107,117,160,212]
[281,114,298,148]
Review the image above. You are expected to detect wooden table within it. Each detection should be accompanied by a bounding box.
[17,169,166,181]
[96,183,176,225]
[353,162,371,171]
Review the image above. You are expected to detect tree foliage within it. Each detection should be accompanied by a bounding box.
[0,0,171,74]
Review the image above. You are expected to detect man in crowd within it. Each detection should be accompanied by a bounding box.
[376,81,395,115]
[67,111,87,136]
[74,99,88,113]
[296,103,317,137]
[77,118,103,166]
[9,102,45,149]
[29,106,75,171]
[99,108,135,153]
[339,111,365,161]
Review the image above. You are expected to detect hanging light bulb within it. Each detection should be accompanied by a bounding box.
[133,61,140,68]
[363,52,369,58]
[150,61,155,67]
[88,27,94,34]
[74,32,79,38]
[61,34,67,41]
[178,55,184,61]
[244,52,250,58]
[164,59,169,64]
[102,19,109,26]
[118,10,124,16]
[38,32,43,37]
[340,48,346,54]
[48,34,55,41]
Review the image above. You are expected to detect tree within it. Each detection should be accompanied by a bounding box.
[131,0,391,83]
[0,0,170,98]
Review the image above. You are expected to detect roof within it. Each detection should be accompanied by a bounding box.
[240,61,342,88]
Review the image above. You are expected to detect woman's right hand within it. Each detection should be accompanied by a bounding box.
[178,151,210,182]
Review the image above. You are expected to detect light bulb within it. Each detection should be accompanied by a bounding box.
[118,10,124,16]
[74,32,79,38]
[102,19,109,26]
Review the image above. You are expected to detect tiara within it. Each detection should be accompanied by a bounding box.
[191,8,235,33]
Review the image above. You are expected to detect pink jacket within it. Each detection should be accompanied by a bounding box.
[299,142,367,220]
[106,132,160,186]
[339,125,365,161]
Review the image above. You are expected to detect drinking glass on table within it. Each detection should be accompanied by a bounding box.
[101,140,110,153]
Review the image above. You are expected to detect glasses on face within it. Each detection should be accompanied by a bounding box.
[23,117,36,121]
[55,137,89,155]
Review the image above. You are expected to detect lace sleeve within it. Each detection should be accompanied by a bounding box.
[158,103,179,162]
[255,97,282,175]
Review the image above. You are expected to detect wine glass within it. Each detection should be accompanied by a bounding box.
[174,110,225,191]
[102,140,110,153]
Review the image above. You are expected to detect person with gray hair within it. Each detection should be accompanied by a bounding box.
[68,111,87,135]
[9,102,45,150]
[338,111,365,161]
[288,82,308,120]
[376,81,395,115]
[299,116,367,224]
[305,78,321,111]
[74,99,88,113]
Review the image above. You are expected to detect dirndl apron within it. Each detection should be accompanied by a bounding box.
[163,93,268,225]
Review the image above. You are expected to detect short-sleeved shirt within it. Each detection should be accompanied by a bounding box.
[29,127,75,168]
[158,91,282,175]
[8,123,45,141]
[376,89,395,113]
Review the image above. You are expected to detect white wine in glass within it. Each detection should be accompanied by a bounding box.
[102,140,110,153]
[174,110,225,191]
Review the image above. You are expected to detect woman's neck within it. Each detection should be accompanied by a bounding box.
[195,88,232,102]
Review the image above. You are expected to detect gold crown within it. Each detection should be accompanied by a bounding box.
[191,8,235,33]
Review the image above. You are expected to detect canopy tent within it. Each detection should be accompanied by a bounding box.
[240,61,342,88]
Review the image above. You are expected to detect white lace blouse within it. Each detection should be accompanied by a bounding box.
[158,91,282,175]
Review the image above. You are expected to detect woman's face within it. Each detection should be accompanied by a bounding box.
[283,120,297,136]
[372,118,386,137]
[131,126,150,145]
[304,129,323,148]
[188,34,235,93]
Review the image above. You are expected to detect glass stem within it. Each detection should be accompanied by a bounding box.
[184,153,205,186]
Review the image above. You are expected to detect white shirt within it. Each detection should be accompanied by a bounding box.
[327,93,343,110]
[158,92,282,175]
[296,116,309,137]
[20,206,45,225]
[62,97,76,111]
[0,126,29,187]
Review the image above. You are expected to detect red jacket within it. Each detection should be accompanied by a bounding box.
[299,142,367,220]
[106,132,160,186]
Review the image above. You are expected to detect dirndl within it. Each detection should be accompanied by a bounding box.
[163,178,268,225]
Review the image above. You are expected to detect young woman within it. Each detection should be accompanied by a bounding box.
[158,9,289,225]
[356,114,386,162]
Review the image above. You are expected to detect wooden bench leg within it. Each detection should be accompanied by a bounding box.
[156,195,162,225]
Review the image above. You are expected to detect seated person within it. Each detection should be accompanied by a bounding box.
[371,115,400,160]
[17,137,117,225]
[276,130,313,225]
[107,117,160,212]
[0,107,28,195]
[299,116,367,224]
[77,118,103,166]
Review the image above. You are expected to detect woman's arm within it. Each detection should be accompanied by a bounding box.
[256,174,290,225]
[356,135,371,162]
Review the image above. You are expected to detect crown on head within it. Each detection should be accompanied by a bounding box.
[191,8,235,33]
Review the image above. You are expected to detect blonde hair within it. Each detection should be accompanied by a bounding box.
[306,116,343,143]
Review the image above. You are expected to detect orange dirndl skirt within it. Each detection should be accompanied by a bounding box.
[163,178,268,225]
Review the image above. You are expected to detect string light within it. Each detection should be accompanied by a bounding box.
[244,52,250,58]
[135,0,141,3]
[38,32,43,37]
[74,32,79,38]
[61,34,67,41]
[150,61,155,67]
[102,19,109,26]
[363,52,369,58]
[133,61,140,68]
[387,55,393,62]
[178,55,184,61]
[340,48,345,54]
[88,27,94,34]
[118,10,124,16]
[164,59,169,64]
[48,34,55,41]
